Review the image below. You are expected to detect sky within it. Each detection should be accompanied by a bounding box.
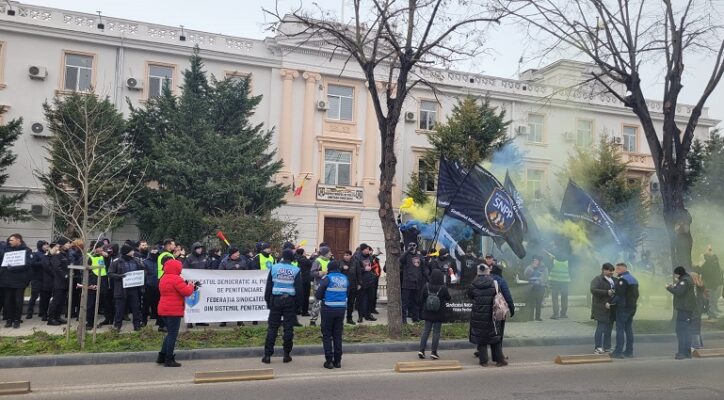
[23,0,724,124]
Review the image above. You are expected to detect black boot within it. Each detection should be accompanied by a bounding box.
[261,355,271,364]
[156,352,166,364]
[346,318,356,325]
[323,360,334,369]
[164,354,181,367]
[283,353,292,363]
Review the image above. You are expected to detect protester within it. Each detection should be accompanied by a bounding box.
[262,249,303,364]
[667,266,698,359]
[690,271,706,350]
[26,240,49,320]
[547,248,570,320]
[296,248,313,317]
[0,234,32,328]
[315,260,348,369]
[429,248,455,285]
[308,246,331,327]
[142,244,162,331]
[108,245,144,331]
[590,263,616,354]
[217,247,247,327]
[183,242,210,270]
[208,248,222,270]
[48,239,71,326]
[400,252,427,324]
[157,239,176,280]
[86,242,111,329]
[251,242,275,271]
[355,244,377,323]
[157,259,196,367]
[491,260,514,363]
[700,247,722,319]
[369,250,382,314]
[38,241,54,321]
[610,262,639,359]
[468,264,506,367]
[523,256,547,321]
[418,269,451,360]
[340,250,361,324]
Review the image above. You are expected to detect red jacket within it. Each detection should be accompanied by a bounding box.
[158,259,195,317]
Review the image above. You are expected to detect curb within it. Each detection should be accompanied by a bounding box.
[2,332,723,369]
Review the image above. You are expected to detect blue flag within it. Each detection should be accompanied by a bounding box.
[560,180,622,246]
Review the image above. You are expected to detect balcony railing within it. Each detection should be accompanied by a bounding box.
[623,152,655,171]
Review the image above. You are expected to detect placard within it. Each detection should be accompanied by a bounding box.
[1,251,26,267]
[122,270,145,288]
[183,269,269,323]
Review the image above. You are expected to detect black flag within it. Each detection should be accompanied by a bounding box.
[436,157,527,258]
[504,170,539,238]
[560,180,622,246]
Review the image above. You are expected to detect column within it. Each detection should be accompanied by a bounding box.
[301,72,321,175]
[278,69,299,178]
[362,83,382,206]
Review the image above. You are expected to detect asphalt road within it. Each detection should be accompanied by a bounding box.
[3,340,724,400]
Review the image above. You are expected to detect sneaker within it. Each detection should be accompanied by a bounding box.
[357,318,363,324]
[430,352,439,360]
[479,361,488,367]
[604,348,613,353]
[324,361,334,369]
[594,348,605,355]
[418,351,426,359]
[164,355,181,367]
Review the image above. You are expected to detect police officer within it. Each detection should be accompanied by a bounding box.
[262,249,303,364]
[315,260,348,369]
[86,242,112,329]
[252,242,276,271]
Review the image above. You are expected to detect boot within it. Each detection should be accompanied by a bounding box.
[164,354,181,367]
[156,352,166,364]
[283,353,292,363]
[261,355,271,364]
[346,317,356,325]
[323,361,334,369]
[26,314,33,320]
[47,319,62,326]
[333,361,341,368]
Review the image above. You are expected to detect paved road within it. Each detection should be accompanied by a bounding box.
[3,340,723,400]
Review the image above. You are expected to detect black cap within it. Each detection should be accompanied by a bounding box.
[281,249,295,262]
[674,266,687,275]
[57,237,70,246]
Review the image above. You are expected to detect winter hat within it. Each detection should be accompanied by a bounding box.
[319,246,331,256]
[56,237,70,246]
[674,266,687,275]
[328,260,340,271]
[282,241,295,250]
[228,247,240,256]
[261,242,271,251]
[430,269,445,286]
[281,249,295,262]
[121,244,134,256]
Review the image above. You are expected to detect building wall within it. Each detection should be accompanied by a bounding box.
[0,2,719,259]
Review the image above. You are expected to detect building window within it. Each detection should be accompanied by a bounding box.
[148,64,174,98]
[418,158,436,192]
[623,126,637,152]
[576,119,593,147]
[526,168,545,200]
[327,84,354,121]
[324,149,352,186]
[63,52,93,92]
[419,100,438,131]
[527,114,544,143]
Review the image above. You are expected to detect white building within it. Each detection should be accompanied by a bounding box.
[0,2,719,258]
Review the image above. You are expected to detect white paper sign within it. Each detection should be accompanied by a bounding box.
[183,269,269,323]
[1,251,26,267]
[122,270,145,288]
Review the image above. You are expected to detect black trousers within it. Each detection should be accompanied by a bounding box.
[357,286,376,318]
[264,295,297,357]
[478,342,504,364]
[402,288,421,322]
[321,308,345,362]
[26,280,42,317]
[48,288,67,320]
[299,281,311,315]
[371,280,379,312]
[114,288,142,328]
[346,287,359,319]
[87,285,113,325]
[2,288,24,322]
[142,285,160,323]
[38,290,52,318]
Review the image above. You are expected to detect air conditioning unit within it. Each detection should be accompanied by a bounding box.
[30,122,51,137]
[563,131,575,142]
[613,136,622,144]
[28,65,48,80]
[30,204,50,217]
[515,126,528,136]
[126,77,144,90]
[404,111,416,122]
[316,100,328,111]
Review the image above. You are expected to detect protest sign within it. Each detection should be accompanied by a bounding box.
[1,251,26,267]
[122,270,145,288]
[183,269,269,323]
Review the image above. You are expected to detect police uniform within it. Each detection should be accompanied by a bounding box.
[263,252,303,362]
[86,251,113,327]
[315,262,348,368]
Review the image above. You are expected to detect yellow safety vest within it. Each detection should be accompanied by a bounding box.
[88,253,107,277]
[318,257,330,272]
[259,253,275,270]
[157,251,174,279]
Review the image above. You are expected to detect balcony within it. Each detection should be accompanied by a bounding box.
[623,152,655,172]
[316,183,364,203]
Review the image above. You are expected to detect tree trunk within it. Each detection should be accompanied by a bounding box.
[77,231,89,348]
[661,186,693,271]
[378,121,403,338]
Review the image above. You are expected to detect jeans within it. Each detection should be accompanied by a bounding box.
[264,295,297,357]
[2,288,24,322]
[402,288,420,322]
[676,310,692,357]
[419,320,442,353]
[614,308,635,355]
[594,320,613,349]
[161,316,181,356]
[550,281,568,317]
[321,308,345,362]
[528,286,545,320]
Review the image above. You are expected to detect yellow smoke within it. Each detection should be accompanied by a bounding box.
[399,197,438,223]
[537,213,592,253]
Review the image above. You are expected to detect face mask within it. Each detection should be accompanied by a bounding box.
[262,250,271,256]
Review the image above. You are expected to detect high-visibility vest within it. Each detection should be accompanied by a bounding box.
[88,253,107,277]
[318,257,330,272]
[270,262,300,295]
[549,259,570,283]
[259,253,274,270]
[157,251,174,279]
[323,272,348,308]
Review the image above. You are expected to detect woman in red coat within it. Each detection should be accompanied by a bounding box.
[157,259,196,367]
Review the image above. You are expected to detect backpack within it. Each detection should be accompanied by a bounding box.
[492,280,510,321]
[425,285,442,312]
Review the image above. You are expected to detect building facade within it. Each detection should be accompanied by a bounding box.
[0,2,719,259]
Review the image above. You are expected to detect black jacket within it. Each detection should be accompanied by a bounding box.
[354,252,376,288]
[611,271,639,310]
[467,275,501,345]
[0,242,33,289]
[590,274,616,322]
[219,256,249,270]
[296,254,313,284]
[108,256,143,297]
[419,282,451,322]
[429,256,457,285]
[667,273,697,313]
[30,241,48,283]
[341,258,360,288]
[184,243,210,269]
[50,250,71,290]
[264,262,305,310]
[40,250,54,291]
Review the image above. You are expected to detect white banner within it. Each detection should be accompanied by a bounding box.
[122,270,145,288]
[1,250,26,267]
[182,269,269,323]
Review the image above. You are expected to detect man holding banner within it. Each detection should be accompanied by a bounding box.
[108,245,144,331]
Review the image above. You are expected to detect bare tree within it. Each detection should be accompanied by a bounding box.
[36,92,143,347]
[498,0,724,269]
[265,0,504,337]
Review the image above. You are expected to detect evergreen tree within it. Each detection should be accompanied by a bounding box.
[0,109,29,222]
[685,138,706,199]
[129,49,287,246]
[560,138,648,248]
[690,129,724,202]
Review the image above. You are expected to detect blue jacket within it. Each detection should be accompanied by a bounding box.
[315,271,348,311]
[612,271,639,310]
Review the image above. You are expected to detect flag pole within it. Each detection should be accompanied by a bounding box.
[429,160,474,253]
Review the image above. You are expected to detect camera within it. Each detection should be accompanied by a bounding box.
[194,281,203,289]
